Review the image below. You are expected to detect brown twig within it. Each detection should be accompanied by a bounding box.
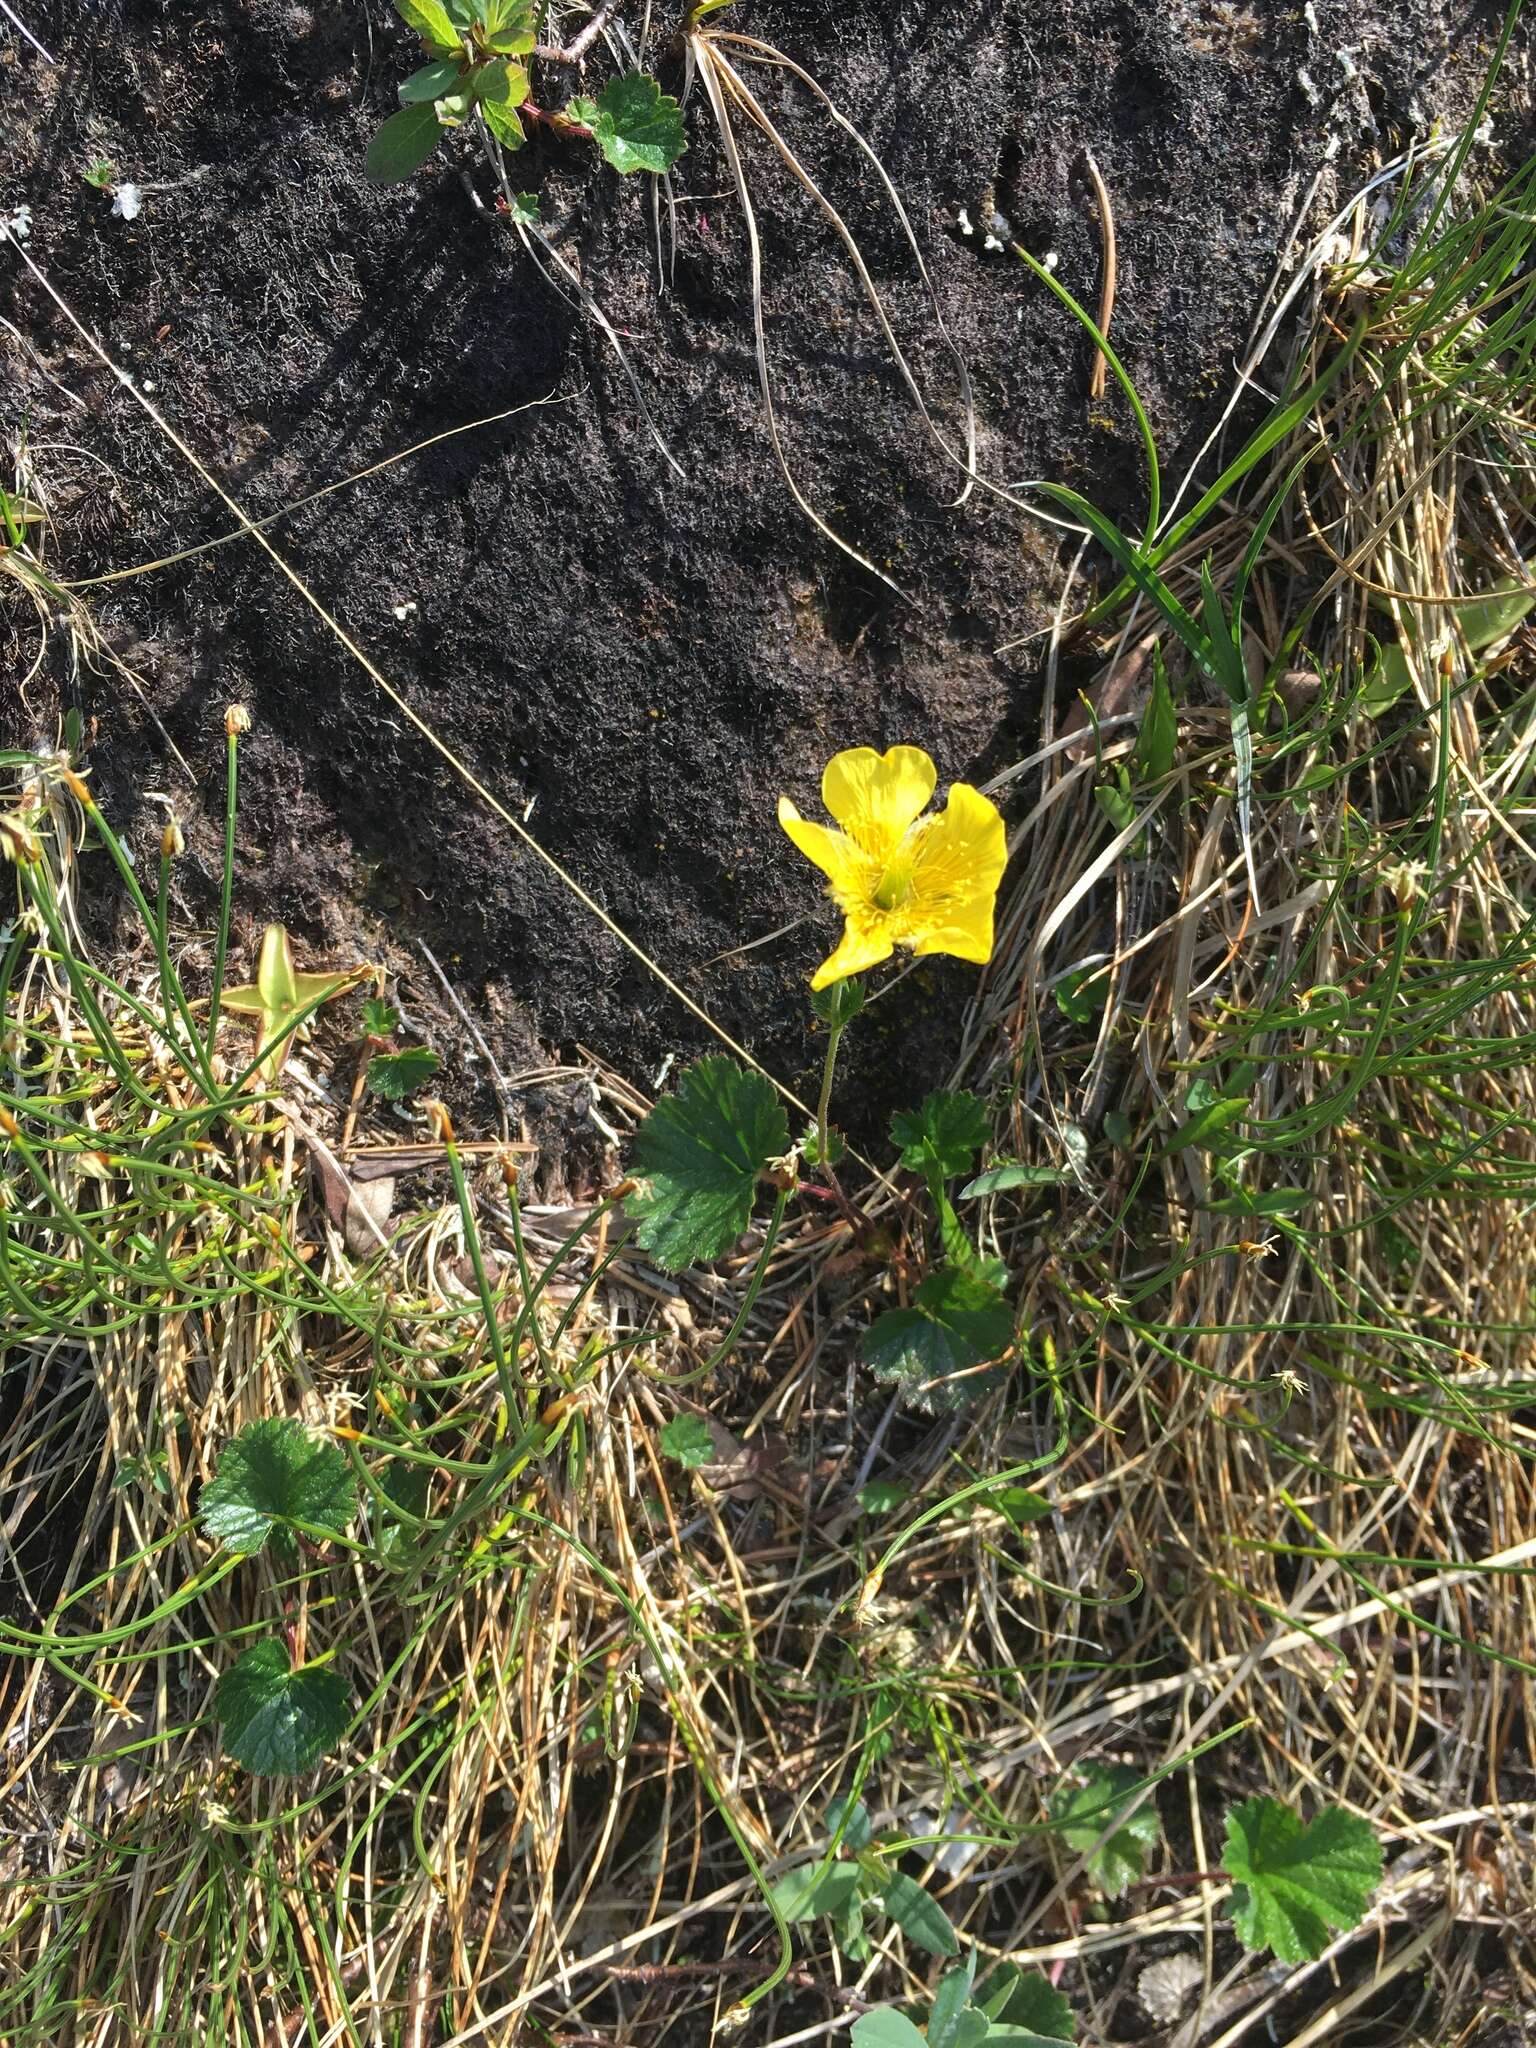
[533,0,624,65]
[1080,149,1118,402]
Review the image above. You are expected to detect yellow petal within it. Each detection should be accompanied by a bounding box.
[810,913,896,990]
[909,783,1007,900]
[910,892,996,964]
[821,746,936,861]
[905,783,1007,964]
[778,798,863,896]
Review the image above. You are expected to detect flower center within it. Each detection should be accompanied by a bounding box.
[872,856,915,912]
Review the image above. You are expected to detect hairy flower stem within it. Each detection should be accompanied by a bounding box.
[815,1018,844,1173]
[206,727,239,1057]
[813,1020,875,1235]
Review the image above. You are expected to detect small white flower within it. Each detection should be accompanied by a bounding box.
[1042,249,1060,271]
[111,183,143,222]
[4,204,32,242]
[957,207,974,237]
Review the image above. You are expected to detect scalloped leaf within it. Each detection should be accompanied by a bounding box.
[361,996,400,1038]
[890,1090,989,1180]
[977,1963,1076,2040]
[200,1418,357,1557]
[1223,1798,1381,1962]
[366,1046,440,1100]
[1048,1765,1161,1898]
[863,1267,1013,1413]
[569,72,685,175]
[628,1057,788,1271]
[217,1638,350,1776]
[659,1414,715,1469]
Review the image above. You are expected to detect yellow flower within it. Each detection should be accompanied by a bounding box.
[778,745,1007,991]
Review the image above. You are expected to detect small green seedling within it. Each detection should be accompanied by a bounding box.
[865,1088,1016,1412]
[767,1797,960,1964]
[853,1786,1380,2043]
[83,158,117,190]
[1047,1764,1161,1899]
[365,0,684,186]
[659,1414,715,1469]
[202,1419,359,1776]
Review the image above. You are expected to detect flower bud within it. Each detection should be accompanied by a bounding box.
[0,811,42,864]
[161,818,185,860]
[225,704,252,737]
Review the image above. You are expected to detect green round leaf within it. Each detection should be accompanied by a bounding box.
[472,56,529,107]
[365,101,445,184]
[767,1859,862,1924]
[977,1963,1076,2041]
[217,1639,351,1776]
[200,1417,357,1557]
[628,1056,788,1271]
[659,1414,715,1469]
[863,1267,1014,1413]
[1223,1797,1381,1962]
[858,1477,910,1516]
[1048,1766,1160,1899]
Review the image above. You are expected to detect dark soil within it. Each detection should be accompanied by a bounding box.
[0,0,1523,1167]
